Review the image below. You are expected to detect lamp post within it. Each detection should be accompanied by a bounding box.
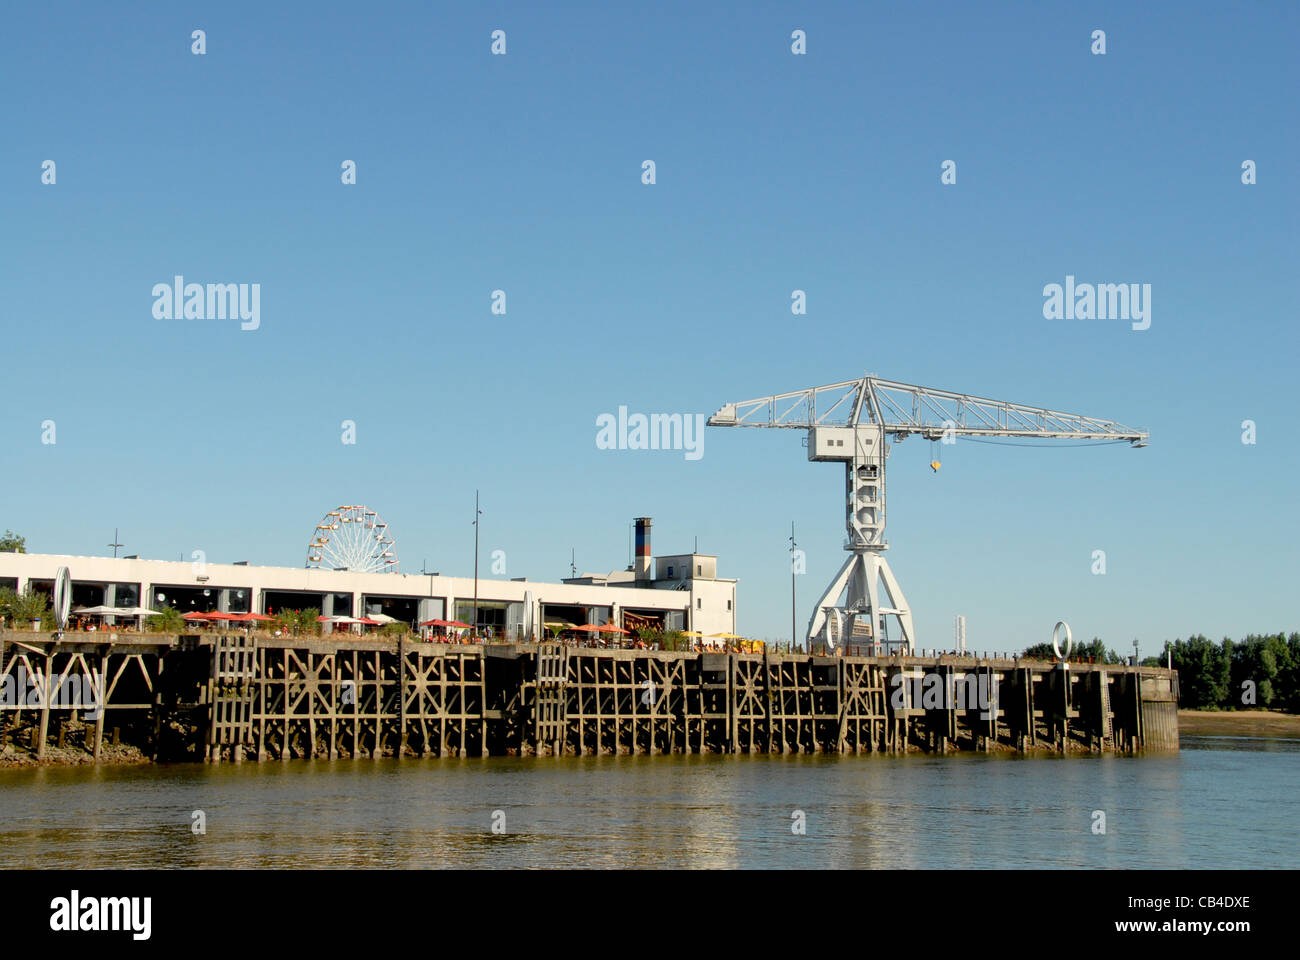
[472,491,482,634]
[788,522,797,652]
[108,529,123,558]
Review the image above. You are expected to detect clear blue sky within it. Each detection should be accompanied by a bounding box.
[3,2,1297,656]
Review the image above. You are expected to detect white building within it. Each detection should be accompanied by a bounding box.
[0,518,737,640]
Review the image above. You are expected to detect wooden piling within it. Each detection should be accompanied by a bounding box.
[92,650,106,761]
[35,651,51,760]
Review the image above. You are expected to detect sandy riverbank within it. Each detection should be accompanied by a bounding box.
[1178,709,1300,738]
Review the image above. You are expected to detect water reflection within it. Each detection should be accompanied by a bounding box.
[0,743,1294,869]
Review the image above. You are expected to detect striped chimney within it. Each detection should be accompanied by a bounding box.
[634,517,652,580]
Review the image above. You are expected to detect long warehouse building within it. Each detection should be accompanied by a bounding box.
[0,518,738,640]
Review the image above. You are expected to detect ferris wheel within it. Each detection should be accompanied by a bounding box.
[306,505,399,573]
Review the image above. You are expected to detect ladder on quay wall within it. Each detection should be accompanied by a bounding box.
[1096,670,1114,750]
[532,644,568,751]
[208,634,257,759]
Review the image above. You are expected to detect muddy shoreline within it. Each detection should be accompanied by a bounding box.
[3,710,1294,768]
[0,742,150,768]
[0,717,151,768]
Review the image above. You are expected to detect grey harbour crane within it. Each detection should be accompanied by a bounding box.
[707,375,1149,654]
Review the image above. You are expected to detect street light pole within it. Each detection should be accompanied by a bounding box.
[472,491,482,634]
[788,522,797,651]
[108,529,123,559]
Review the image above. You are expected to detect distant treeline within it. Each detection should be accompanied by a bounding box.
[1021,637,1125,665]
[1158,634,1300,712]
[1021,634,1300,713]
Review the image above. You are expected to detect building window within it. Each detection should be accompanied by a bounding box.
[696,564,702,575]
[696,598,701,609]
[727,600,732,611]
[225,588,250,614]
[667,566,674,577]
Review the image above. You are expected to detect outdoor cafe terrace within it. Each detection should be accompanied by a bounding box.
[23,607,764,652]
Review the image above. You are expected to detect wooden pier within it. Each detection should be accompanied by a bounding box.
[0,632,1180,762]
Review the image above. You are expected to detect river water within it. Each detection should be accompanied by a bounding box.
[1,737,1295,869]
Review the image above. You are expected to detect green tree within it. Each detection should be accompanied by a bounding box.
[0,586,50,627]
[0,587,17,625]
[1021,637,1123,663]
[149,606,186,633]
[1129,633,1300,713]
[1231,633,1294,708]
[1282,633,1300,713]
[272,608,321,636]
[1168,635,1231,708]
[0,530,25,553]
